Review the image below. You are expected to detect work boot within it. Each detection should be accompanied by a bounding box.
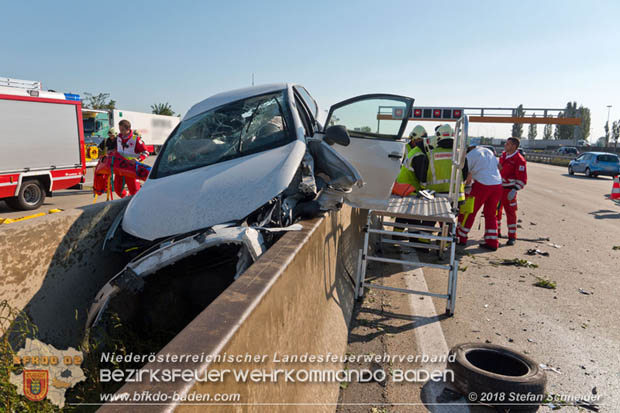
[478,243,498,251]
[506,238,516,246]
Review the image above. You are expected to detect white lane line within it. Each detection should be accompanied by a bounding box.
[401,250,472,413]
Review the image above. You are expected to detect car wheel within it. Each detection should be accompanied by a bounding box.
[568,165,574,175]
[585,167,592,177]
[6,180,46,210]
[448,343,546,412]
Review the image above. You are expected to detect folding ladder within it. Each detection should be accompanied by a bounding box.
[354,116,469,315]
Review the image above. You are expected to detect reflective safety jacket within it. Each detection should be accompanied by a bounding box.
[396,145,426,191]
[116,130,149,161]
[425,140,466,199]
[499,151,527,190]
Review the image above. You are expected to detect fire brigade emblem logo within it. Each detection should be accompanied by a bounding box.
[392,108,404,119]
[23,370,49,401]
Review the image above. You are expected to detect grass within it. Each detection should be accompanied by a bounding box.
[534,276,557,289]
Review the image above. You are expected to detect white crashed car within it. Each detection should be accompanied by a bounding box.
[87,84,413,331]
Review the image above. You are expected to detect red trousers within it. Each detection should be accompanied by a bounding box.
[457,182,503,248]
[114,175,141,198]
[497,187,518,240]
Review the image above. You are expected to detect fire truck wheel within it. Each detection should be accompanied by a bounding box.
[7,180,46,211]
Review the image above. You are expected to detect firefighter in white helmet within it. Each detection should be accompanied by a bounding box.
[425,123,467,197]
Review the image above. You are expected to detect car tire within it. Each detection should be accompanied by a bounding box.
[568,165,574,175]
[585,167,592,177]
[448,343,546,412]
[6,179,46,210]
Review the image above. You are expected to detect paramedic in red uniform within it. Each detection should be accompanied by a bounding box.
[457,145,503,250]
[114,119,149,198]
[497,137,527,246]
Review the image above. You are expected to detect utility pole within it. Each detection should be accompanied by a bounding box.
[252,73,255,86]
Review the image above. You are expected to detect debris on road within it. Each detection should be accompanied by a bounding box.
[547,242,563,249]
[530,221,537,225]
[497,258,538,268]
[579,288,592,295]
[526,248,550,257]
[534,276,557,289]
[539,363,561,374]
[613,246,620,250]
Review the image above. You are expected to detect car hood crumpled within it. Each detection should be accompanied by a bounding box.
[122,140,306,241]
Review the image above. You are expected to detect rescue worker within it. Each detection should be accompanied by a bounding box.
[98,128,117,155]
[114,119,149,198]
[392,126,431,242]
[496,137,527,246]
[396,125,429,192]
[405,125,427,157]
[425,124,467,198]
[457,145,503,250]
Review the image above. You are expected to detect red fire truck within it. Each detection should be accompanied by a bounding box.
[0,77,86,210]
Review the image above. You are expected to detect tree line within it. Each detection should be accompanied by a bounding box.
[511,102,591,141]
[81,92,176,116]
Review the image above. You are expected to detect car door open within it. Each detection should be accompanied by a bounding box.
[323,94,413,209]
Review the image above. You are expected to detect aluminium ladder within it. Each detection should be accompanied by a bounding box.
[354,116,469,315]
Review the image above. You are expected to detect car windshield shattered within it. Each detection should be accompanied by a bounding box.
[154,91,295,178]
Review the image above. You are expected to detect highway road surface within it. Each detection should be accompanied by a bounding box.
[426,161,619,410]
[0,157,156,221]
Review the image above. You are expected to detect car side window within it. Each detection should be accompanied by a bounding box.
[294,95,314,137]
[294,86,318,121]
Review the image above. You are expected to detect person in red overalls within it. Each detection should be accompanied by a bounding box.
[497,137,527,246]
[114,119,149,197]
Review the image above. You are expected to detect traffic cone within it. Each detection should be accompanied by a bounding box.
[611,175,620,200]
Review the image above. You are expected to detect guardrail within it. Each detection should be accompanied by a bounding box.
[523,152,574,167]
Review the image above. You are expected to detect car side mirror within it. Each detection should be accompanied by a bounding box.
[324,125,350,146]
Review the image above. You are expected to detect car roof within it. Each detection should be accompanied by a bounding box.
[184,83,290,120]
[582,152,619,156]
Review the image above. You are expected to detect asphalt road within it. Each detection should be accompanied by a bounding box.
[424,162,620,411]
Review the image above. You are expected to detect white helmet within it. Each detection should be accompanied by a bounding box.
[409,125,427,140]
[436,123,454,139]
[423,135,438,148]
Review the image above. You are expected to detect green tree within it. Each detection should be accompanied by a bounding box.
[612,120,620,149]
[556,101,578,140]
[577,106,591,140]
[82,92,116,110]
[151,102,175,116]
[527,114,537,139]
[543,121,553,140]
[604,121,610,147]
[511,104,524,137]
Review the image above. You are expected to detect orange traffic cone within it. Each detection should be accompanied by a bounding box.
[611,175,620,200]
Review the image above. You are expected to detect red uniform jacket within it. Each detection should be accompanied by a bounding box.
[499,151,527,190]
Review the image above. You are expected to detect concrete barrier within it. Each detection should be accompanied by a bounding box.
[100,206,365,413]
[0,199,129,348]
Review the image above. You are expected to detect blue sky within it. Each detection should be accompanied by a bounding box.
[2,0,619,141]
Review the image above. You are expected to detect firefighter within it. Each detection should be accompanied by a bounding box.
[457,145,503,250]
[425,124,467,198]
[497,137,527,246]
[114,119,149,198]
[405,125,427,155]
[98,128,117,155]
[392,126,432,243]
[396,125,429,192]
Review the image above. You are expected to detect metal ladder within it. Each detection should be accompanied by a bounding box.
[354,116,469,315]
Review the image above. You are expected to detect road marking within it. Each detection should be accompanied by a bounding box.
[400,250,472,412]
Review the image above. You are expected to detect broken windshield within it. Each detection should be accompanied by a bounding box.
[153,91,295,178]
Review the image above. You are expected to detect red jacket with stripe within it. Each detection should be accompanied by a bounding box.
[499,151,527,190]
